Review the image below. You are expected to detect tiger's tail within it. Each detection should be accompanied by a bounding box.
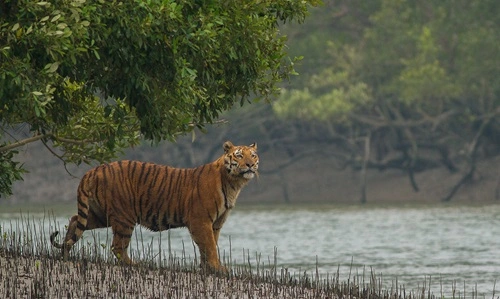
[50,186,90,254]
[49,231,64,249]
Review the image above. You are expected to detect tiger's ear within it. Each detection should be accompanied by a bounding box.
[249,142,257,150]
[223,141,234,153]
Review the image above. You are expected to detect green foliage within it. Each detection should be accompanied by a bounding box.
[0,0,320,197]
[275,39,372,122]
[50,84,141,165]
[0,150,26,198]
[275,0,499,132]
[275,68,371,122]
[273,0,500,189]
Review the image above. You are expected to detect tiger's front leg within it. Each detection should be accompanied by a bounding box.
[212,210,230,245]
[189,222,227,273]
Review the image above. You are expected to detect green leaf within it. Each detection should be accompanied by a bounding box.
[51,15,62,23]
[45,62,60,73]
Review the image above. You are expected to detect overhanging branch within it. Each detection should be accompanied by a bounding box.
[0,132,95,152]
[0,134,51,152]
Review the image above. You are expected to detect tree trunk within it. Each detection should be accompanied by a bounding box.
[360,134,370,204]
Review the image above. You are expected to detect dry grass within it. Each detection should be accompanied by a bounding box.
[0,215,496,298]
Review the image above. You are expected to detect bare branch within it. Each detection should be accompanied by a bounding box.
[52,136,93,145]
[349,109,457,129]
[0,130,111,153]
[0,134,52,152]
[41,138,78,179]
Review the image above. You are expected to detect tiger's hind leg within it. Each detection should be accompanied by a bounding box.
[50,200,108,260]
[49,215,79,260]
[110,219,135,265]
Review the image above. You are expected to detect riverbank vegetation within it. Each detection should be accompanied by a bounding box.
[0,214,494,298]
[0,0,320,197]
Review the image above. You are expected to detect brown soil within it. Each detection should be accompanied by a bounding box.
[0,252,353,298]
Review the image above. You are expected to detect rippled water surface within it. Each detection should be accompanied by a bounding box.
[1,202,499,296]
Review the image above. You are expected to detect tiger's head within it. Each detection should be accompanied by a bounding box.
[223,141,259,180]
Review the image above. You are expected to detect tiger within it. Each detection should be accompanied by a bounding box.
[50,141,258,273]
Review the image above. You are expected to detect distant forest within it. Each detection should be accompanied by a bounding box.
[7,0,500,203]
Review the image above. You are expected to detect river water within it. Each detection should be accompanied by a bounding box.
[1,202,499,297]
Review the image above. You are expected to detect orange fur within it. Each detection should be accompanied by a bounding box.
[50,141,258,272]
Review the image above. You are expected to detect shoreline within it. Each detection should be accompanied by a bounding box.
[1,203,498,298]
[0,250,353,298]
[0,249,492,299]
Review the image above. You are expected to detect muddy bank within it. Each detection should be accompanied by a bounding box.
[1,251,396,299]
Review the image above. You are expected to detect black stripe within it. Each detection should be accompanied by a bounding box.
[150,214,160,231]
[149,165,161,189]
[222,181,229,209]
[172,173,183,224]
[165,169,180,221]
[145,207,154,223]
[164,168,177,207]
[153,167,170,220]
[138,162,149,184]
[145,166,161,212]
[77,195,88,209]
[78,209,88,219]
[129,161,140,217]
[117,160,124,176]
[155,166,170,201]
[195,164,206,183]
[115,161,128,201]
[194,165,206,200]
[121,168,135,211]
[77,221,86,231]
[172,169,184,196]
[92,170,99,203]
[196,167,208,202]
[109,162,116,183]
[208,209,215,223]
[161,213,169,229]
[79,182,92,200]
[100,165,109,214]
[129,160,138,178]
[137,162,148,218]
[153,169,170,230]
[176,170,187,224]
